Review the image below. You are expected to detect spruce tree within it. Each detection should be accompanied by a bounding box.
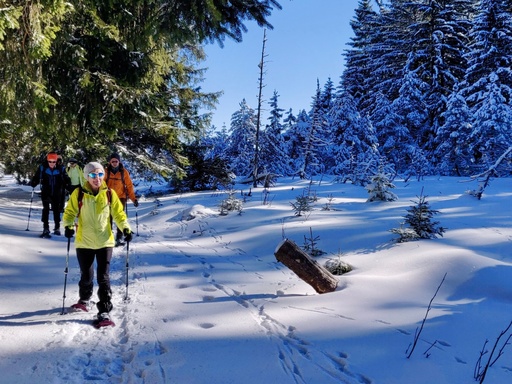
[224,99,257,177]
[342,0,383,113]
[435,88,475,176]
[401,0,472,157]
[259,91,290,175]
[285,109,310,178]
[0,0,282,178]
[461,0,512,169]
[330,91,379,185]
[403,191,445,240]
[366,163,398,202]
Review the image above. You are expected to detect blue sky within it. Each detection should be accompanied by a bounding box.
[201,0,361,129]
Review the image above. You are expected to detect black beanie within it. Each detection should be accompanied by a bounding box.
[109,153,120,161]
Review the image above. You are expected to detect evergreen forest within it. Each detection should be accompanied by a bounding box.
[2,1,512,189]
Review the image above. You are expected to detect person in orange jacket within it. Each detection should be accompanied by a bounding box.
[105,153,138,246]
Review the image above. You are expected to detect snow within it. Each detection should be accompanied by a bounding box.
[1,174,512,383]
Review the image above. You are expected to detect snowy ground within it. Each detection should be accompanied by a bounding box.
[1,173,512,383]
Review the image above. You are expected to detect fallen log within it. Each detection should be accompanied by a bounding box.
[274,239,338,294]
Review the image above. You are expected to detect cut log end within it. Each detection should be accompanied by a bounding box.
[274,239,338,294]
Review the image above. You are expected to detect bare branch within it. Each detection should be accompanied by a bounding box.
[406,273,447,359]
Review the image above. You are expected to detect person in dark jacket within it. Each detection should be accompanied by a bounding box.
[30,152,71,238]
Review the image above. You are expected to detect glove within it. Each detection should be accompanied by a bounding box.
[123,228,133,243]
[133,199,139,208]
[65,226,75,238]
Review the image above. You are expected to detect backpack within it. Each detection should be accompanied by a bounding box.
[105,164,128,198]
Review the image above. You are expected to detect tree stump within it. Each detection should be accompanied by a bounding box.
[274,239,338,294]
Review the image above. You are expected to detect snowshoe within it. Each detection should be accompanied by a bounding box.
[70,300,91,312]
[39,229,51,239]
[93,312,115,328]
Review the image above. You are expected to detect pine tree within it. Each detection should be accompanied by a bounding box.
[202,125,230,163]
[435,87,474,176]
[296,85,325,178]
[330,91,379,185]
[403,191,445,240]
[363,0,412,114]
[342,0,382,112]
[284,109,310,178]
[401,0,473,157]
[461,0,512,169]
[316,78,337,172]
[259,91,290,175]
[224,99,257,177]
[0,0,282,178]
[388,72,430,177]
[366,163,398,202]
[372,92,411,175]
[469,73,512,168]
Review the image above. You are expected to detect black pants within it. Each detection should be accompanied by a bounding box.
[111,198,127,240]
[76,247,114,313]
[41,198,61,229]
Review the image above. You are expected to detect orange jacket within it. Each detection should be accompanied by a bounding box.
[105,164,137,202]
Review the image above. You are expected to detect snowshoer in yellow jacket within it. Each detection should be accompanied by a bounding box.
[62,161,132,322]
[66,157,85,191]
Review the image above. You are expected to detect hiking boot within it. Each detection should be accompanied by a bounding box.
[97,312,110,321]
[53,228,61,236]
[71,300,91,312]
[39,228,52,239]
[94,312,115,328]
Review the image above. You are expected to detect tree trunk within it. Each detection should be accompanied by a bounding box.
[252,29,267,188]
[274,239,338,294]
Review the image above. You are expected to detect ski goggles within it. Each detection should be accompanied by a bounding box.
[88,172,104,178]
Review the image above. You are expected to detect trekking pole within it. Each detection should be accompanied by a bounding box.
[124,240,130,301]
[60,237,71,315]
[135,206,139,236]
[26,188,35,231]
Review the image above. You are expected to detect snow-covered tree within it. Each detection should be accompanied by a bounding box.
[259,91,290,175]
[366,164,398,202]
[201,125,230,162]
[342,0,381,110]
[224,99,257,177]
[388,71,430,177]
[461,0,512,168]
[294,85,327,178]
[284,109,310,178]
[330,91,380,185]
[469,73,512,168]
[315,78,337,171]
[435,88,474,175]
[402,0,473,155]
[403,191,445,240]
[362,0,413,114]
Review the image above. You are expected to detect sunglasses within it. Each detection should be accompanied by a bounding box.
[48,161,56,164]
[88,172,104,178]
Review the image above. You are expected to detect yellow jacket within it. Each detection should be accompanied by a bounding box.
[66,165,85,187]
[63,181,131,249]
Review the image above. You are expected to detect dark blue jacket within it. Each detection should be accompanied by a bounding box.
[31,161,71,202]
